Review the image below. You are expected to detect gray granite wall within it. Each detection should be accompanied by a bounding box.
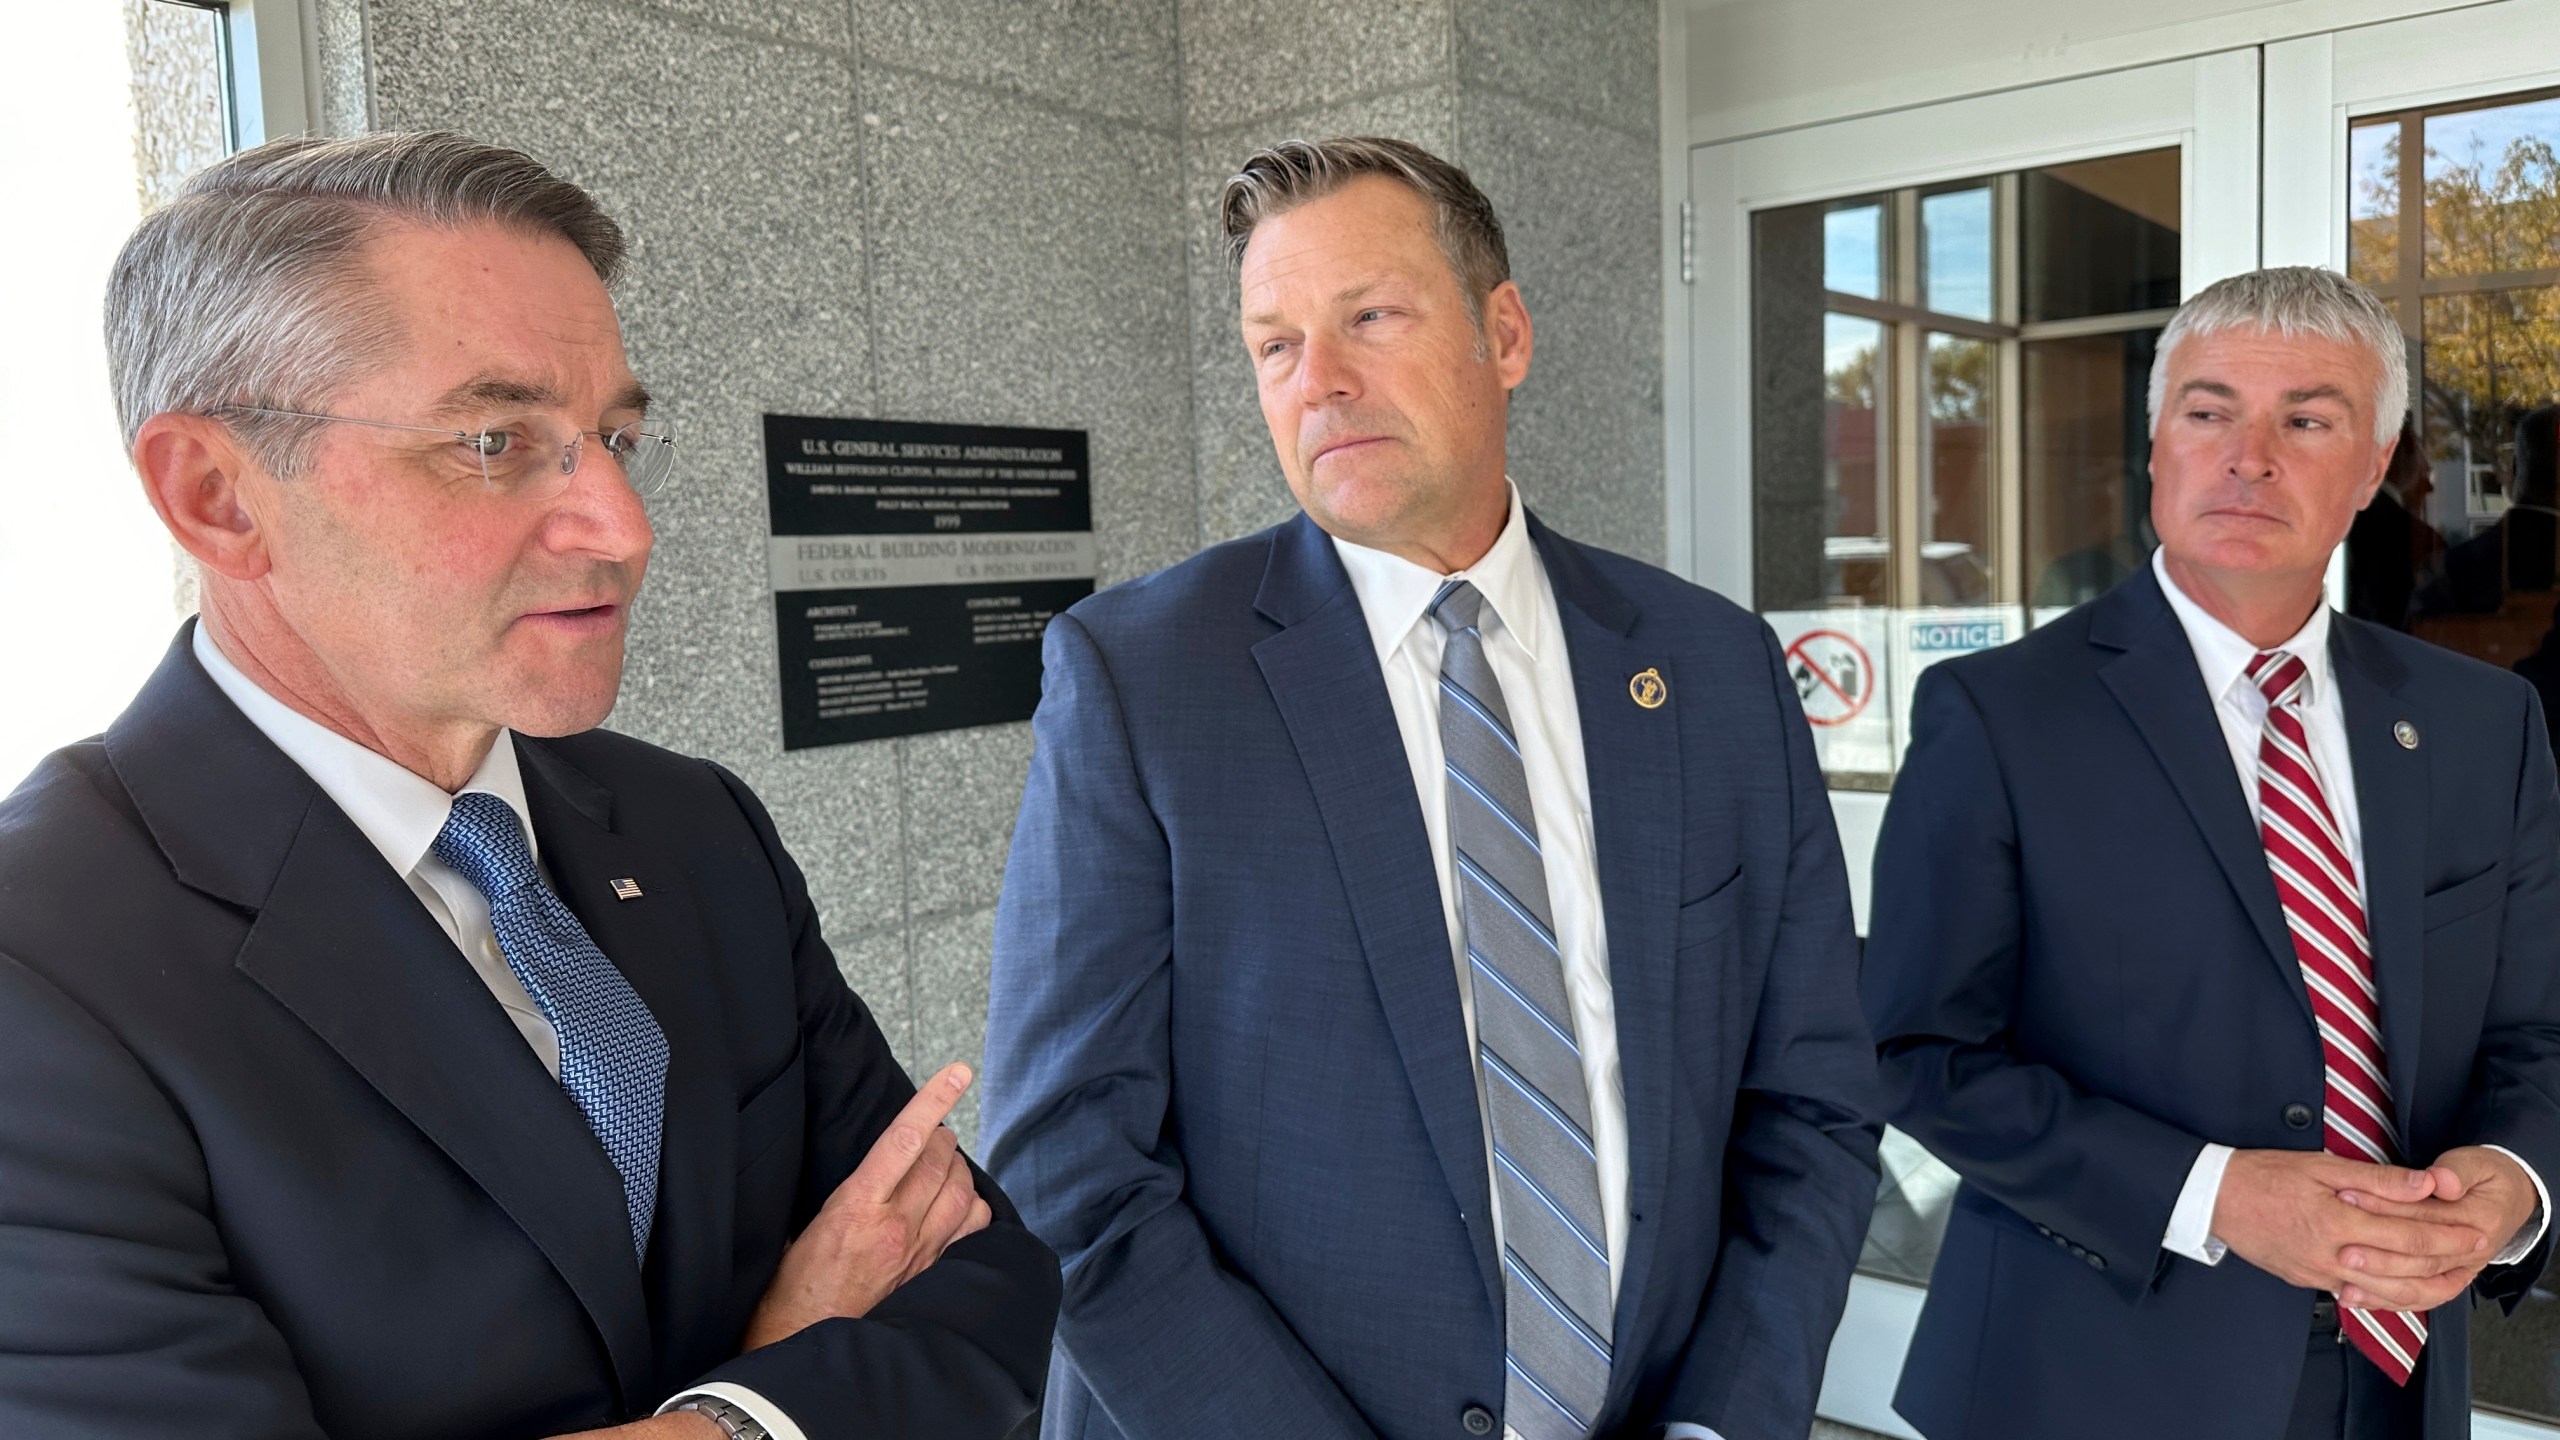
[314,0,1659,1140]
[1182,0,1663,557]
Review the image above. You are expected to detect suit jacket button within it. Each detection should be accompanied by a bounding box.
[1462,1405,1497,1435]
[2284,1103,2315,1130]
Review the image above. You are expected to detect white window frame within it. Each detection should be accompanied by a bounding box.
[222,0,323,146]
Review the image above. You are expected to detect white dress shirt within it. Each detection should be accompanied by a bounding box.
[191,625,806,1440]
[1334,489,1716,1440]
[2147,553,2550,1271]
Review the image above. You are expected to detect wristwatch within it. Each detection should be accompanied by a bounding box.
[674,1395,771,1440]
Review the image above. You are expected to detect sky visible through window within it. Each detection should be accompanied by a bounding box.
[1824,203,1881,299]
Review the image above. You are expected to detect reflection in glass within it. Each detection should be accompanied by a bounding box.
[2349,119,2401,290]
[2022,148,2181,322]
[1824,203,1884,300]
[1752,197,1891,612]
[1820,315,1891,607]
[2025,330,2160,612]
[2425,96,2560,278]
[2399,291,2560,671]
[1923,333,1994,604]
[2421,289,2560,522]
[1922,187,1993,321]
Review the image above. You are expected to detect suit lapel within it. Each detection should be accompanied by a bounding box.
[2093,570,2309,1020]
[515,739,742,1370]
[231,795,658,1405]
[106,627,659,1406]
[2331,623,2427,1130]
[1529,522,1682,1364]
[1250,516,1503,1315]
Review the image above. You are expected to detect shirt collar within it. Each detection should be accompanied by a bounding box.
[2150,546,2333,707]
[1331,481,1542,665]
[190,622,538,878]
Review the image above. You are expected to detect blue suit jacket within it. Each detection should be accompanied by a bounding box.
[1865,565,2560,1440]
[981,511,1882,1440]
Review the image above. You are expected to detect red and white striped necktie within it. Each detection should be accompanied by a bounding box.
[2248,649,2425,1385]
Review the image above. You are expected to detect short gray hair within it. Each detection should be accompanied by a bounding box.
[1219,136,1510,326]
[105,130,626,476]
[2146,266,2409,446]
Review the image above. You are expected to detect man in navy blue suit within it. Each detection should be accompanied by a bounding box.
[980,136,1881,1440]
[1866,266,2560,1440]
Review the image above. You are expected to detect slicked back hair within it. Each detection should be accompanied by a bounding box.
[105,130,626,476]
[1219,136,1510,329]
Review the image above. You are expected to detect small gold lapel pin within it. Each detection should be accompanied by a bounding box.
[1629,667,1668,710]
[2393,720,2420,751]
[609,877,644,901]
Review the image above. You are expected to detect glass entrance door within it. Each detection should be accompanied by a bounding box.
[1687,50,2262,1439]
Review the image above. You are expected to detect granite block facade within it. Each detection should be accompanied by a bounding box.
[315,0,1661,1145]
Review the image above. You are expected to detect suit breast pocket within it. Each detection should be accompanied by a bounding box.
[2423,863,2505,933]
[1675,865,1746,953]
[1675,867,1748,1101]
[734,1045,807,1175]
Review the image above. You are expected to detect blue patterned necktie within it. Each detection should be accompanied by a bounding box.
[432,791,670,1259]
[1431,579,1612,1439]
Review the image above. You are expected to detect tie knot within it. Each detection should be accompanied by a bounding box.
[1429,578,1486,636]
[2250,649,2308,708]
[432,791,540,901]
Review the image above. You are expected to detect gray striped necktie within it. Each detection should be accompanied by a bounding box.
[1430,579,1612,1439]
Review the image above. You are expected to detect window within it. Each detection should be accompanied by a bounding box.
[0,3,235,793]
[2345,87,2560,1425]
[1752,148,2179,790]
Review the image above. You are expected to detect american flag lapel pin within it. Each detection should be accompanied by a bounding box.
[609,877,644,901]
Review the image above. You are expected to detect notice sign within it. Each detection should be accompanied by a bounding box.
[764,414,1095,749]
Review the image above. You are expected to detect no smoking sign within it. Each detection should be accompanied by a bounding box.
[1786,629,1875,728]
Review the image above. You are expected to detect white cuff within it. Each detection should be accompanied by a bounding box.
[2164,1142,2234,1265]
[2482,1144,2552,1266]
[660,1382,810,1440]
[1659,1425,1724,1440]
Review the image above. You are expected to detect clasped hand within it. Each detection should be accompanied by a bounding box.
[2211,1145,2538,1312]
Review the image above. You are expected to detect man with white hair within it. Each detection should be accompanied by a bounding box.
[1865,266,2560,1440]
[0,132,1056,1439]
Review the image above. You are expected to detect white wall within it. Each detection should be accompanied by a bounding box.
[0,8,183,793]
[1679,0,2481,144]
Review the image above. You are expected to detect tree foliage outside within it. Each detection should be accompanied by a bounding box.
[2354,122,2560,507]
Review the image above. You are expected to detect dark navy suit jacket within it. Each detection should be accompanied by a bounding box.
[0,626,1059,1439]
[1865,565,2560,1440]
[980,511,1882,1440]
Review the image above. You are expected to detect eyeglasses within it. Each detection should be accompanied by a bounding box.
[210,405,680,500]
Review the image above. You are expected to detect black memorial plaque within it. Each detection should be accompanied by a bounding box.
[764,414,1094,749]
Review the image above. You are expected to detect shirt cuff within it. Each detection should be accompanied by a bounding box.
[2164,1142,2234,1265]
[1659,1426,1724,1440]
[659,1382,810,1440]
[2482,1144,2552,1266]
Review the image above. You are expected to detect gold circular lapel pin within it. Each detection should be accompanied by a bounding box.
[2394,720,2419,750]
[1629,667,1668,710]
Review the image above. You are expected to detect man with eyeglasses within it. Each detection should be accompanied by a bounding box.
[0,132,1056,1440]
